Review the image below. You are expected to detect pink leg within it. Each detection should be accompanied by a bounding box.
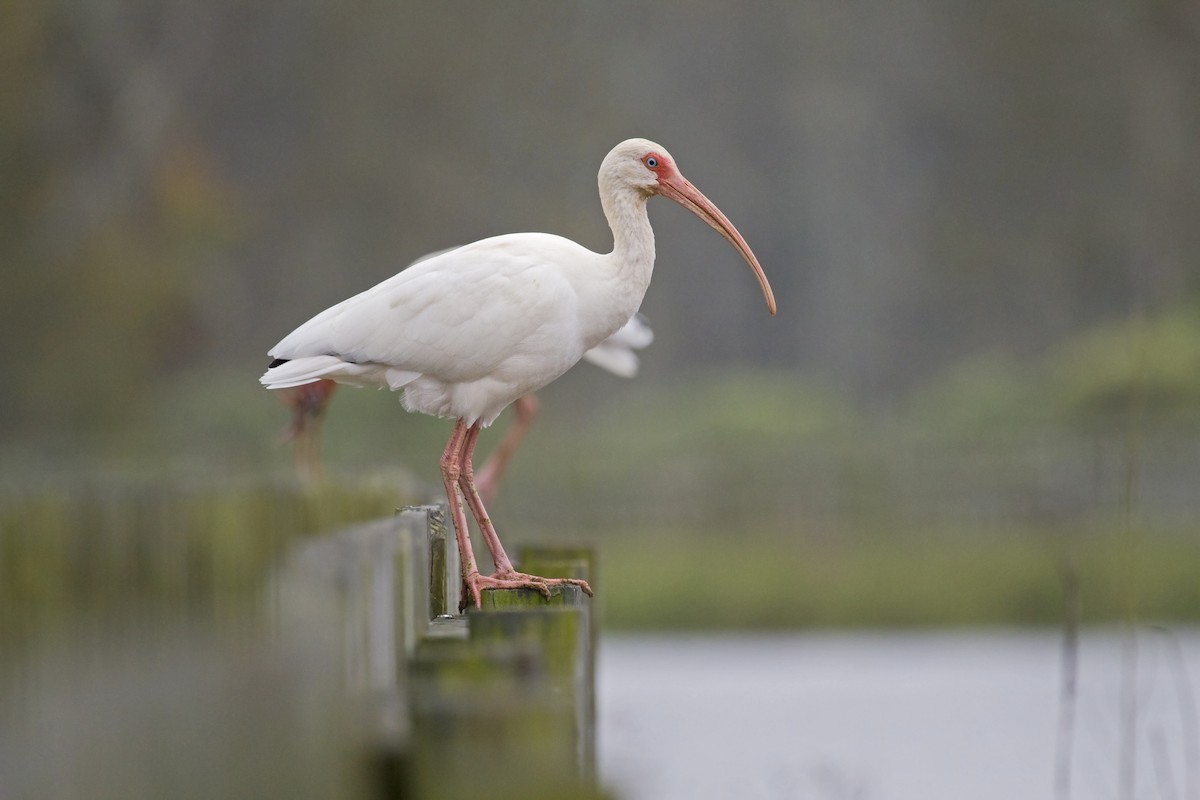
[453,420,593,609]
[280,380,337,484]
[439,420,482,590]
[459,422,517,574]
[280,380,337,442]
[474,393,541,504]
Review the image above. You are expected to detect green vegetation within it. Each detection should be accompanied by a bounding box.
[911,303,1200,434]
[595,524,1200,630]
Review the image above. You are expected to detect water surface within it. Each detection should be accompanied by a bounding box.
[598,629,1200,800]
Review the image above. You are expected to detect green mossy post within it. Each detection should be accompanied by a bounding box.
[473,583,594,787]
[425,505,454,617]
[515,544,598,784]
[511,546,598,657]
[409,615,579,799]
[399,504,457,622]
[512,545,598,661]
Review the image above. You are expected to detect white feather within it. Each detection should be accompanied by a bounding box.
[581,313,654,378]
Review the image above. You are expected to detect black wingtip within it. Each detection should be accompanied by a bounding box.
[268,358,289,369]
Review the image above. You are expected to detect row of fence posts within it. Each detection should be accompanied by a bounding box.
[271,504,601,799]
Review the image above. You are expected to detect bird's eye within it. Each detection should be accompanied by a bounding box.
[643,155,659,169]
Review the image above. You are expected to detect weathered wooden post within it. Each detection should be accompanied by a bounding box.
[400,504,458,626]
[269,505,453,749]
[515,545,598,646]
[516,544,598,784]
[269,505,600,798]
[408,615,580,799]
[472,584,594,787]
[408,539,599,799]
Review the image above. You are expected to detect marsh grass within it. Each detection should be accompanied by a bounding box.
[592,522,1200,630]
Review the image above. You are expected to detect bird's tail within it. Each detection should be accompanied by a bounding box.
[260,355,346,389]
[260,355,419,391]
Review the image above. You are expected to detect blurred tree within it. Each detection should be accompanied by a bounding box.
[0,1,236,439]
[1,0,1197,449]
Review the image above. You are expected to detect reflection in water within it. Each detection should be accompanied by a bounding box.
[599,629,1200,800]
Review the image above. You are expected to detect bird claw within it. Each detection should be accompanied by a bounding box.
[460,570,593,610]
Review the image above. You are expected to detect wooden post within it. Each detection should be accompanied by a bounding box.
[399,504,457,622]
[515,544,598,785]
[408,616,579,799]
[269,507,454,734]
[269,511,601,798]
[269,516,411,751]
[473,583,594,788]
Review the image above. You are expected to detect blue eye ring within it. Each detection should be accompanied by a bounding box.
[645,156,658,168]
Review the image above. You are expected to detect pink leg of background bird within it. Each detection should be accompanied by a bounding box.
[279,379,338,484]
[440,418,591,610]
[473,393,540,505]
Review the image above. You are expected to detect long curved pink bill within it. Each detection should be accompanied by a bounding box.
[659,174,777,316]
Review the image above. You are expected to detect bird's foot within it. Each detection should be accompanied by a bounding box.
[460,570,593,610]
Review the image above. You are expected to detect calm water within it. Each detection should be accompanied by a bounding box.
[598,629,1200,800]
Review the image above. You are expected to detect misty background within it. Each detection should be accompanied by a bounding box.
[2,0,1199,563]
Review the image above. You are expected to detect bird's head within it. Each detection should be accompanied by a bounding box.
[600,138,777,316]
[600,138,680,197]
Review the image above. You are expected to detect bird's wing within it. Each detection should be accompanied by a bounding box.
[580,342,640,378]
[580,313,653,378]
[605,313,654,349]
[267,234,593,383]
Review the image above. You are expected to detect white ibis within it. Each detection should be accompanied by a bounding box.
[261,138,776,609]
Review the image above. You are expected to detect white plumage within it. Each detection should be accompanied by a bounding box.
[261,137,775,609]
[264,233,612,425]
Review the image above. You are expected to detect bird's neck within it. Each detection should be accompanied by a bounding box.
[602,186,656,284]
